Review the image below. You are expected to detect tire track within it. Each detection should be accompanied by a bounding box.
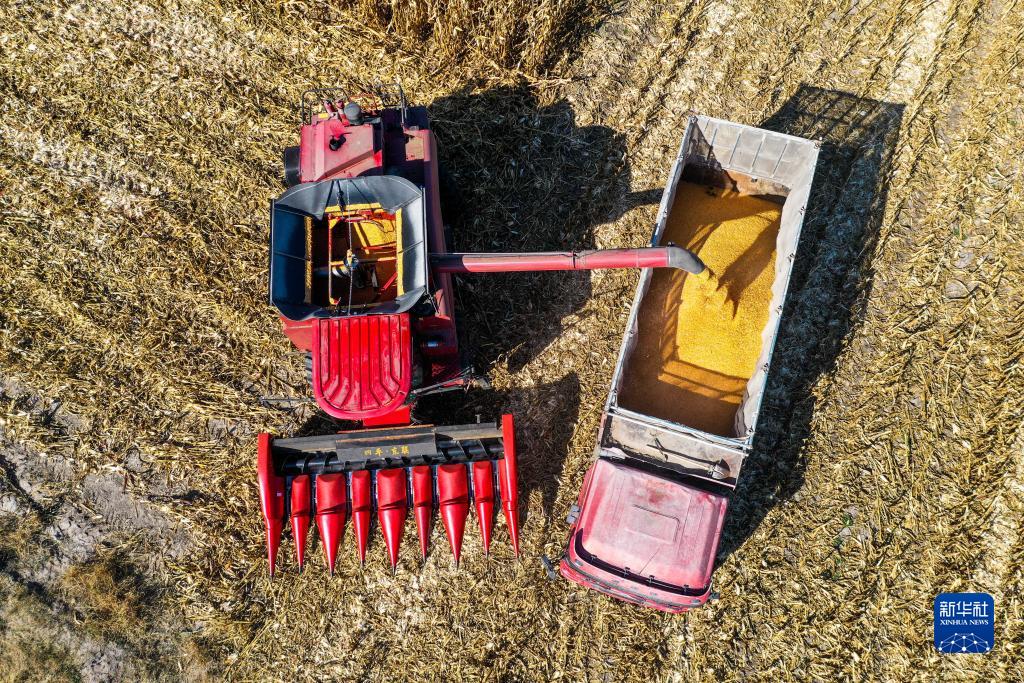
[973,419,1024,600]
[0,573,136,683]
[0,376,204,679]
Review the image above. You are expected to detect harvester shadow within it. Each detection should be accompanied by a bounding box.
[428,85,662,374]
[716,85,905,563]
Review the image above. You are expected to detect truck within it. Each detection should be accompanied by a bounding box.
[560,115,820,612]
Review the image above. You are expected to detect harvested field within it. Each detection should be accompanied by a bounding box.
[1,0,1023,681]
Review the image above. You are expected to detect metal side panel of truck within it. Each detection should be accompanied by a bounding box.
[560,115,820,613]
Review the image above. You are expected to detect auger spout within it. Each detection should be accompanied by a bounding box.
[430,246,707,276]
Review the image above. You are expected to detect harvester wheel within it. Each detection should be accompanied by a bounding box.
[303,351,313,386]
[283,146,301,187]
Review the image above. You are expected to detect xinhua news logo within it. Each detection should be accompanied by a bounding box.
[934,593,994,654]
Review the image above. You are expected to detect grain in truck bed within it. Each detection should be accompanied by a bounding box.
[601,116,819,487]
[618,182,783,435]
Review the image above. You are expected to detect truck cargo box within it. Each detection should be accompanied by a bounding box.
[562,115,820,611]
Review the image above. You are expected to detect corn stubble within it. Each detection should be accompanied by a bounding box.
[1,0,1023,681]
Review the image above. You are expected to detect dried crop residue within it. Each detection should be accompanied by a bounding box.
[3,0,1023,679]
[619,183,781,435]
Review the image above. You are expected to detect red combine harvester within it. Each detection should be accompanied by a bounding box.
[258,85,707,575]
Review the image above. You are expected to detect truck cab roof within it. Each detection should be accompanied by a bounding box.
[562,457,728,612]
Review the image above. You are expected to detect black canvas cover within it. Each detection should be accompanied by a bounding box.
[269,176,428,321]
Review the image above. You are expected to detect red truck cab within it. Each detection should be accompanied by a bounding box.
[561,458,727,611]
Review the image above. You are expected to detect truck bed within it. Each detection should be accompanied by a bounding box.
[562,116,820,613]
[603,115,820,479]
[618,182,783,436]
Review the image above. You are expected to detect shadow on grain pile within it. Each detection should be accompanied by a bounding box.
[717,86,905,562]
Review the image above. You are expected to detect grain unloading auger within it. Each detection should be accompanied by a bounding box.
[258,85,706,575]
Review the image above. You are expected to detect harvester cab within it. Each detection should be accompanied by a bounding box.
[258,84,708,577]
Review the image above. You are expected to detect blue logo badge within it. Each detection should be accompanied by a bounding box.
[934,593,994,653]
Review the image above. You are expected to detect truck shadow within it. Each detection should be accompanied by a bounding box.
[428,85,661,374]
[716,86,905,563]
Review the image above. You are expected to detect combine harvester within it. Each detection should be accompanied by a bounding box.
[560,117,820,611]
[257,86,707,575]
